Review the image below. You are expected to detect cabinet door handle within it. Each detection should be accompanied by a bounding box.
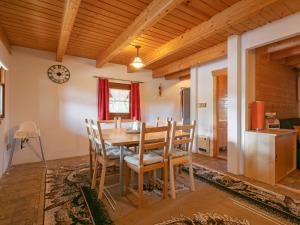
[275,154,278,161]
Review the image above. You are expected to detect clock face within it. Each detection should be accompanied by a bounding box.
[47,65,70,84]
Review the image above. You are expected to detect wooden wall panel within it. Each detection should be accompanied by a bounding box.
[217,75,228,150]
[255,52,298,119]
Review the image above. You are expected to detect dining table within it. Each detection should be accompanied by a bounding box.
[101,127,190,193]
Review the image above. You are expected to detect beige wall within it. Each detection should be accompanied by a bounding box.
[0,41,11,177]
[9,47,190,165]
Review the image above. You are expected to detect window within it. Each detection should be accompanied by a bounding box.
[109,89,130,113]
[108,82,131,119]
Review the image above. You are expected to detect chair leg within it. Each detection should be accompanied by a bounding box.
[153,169,157,182]
[130,169,135,185]
[138,171,144,208]
[124,163,130,194]
[149,170,154,185]
[163,163,168,199]
[98,163,107,200]
[169,161,176,199]
[91,157,98,189]
[89,147,93,181]
[188,158,195,191]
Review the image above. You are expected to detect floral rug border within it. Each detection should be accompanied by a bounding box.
[183,163,300,224]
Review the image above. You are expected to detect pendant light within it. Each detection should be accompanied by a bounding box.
[131,45,144,69]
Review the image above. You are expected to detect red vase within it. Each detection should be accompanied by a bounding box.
[251,101,265,130]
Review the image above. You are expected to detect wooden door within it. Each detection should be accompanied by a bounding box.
[213,68,228,159]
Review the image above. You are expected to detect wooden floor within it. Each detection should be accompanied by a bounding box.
[193,154,300,199]
[0,154,299,225]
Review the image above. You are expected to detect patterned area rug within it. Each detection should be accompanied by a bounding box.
[183,163,300,223]
[44,164,113,225]
[155,212,250,225]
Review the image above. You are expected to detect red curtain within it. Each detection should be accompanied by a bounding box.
[98,79,109,120]
[130,83,141,120]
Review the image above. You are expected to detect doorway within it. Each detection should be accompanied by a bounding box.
[212,68,228,160]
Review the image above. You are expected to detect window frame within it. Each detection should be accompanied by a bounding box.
[0,84,4,119]
[0,67,5,120]
[108,82,131,119]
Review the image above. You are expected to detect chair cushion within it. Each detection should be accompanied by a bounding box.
[153,149,164,155]
[172,149,188,157]
[105,147,133,159]
[124,152,163,166]
[106,148,120,159]
[154,148,188,158]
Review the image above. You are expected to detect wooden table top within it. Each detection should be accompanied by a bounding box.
[102,128,189,146]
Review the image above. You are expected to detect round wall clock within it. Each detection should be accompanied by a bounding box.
[47,65,70,84]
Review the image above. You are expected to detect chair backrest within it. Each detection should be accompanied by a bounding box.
[155,117,172,127]
[85,119,96,151]
[119,118,136,129]
[138,122,171,167]
[98,117,118,129]
[169,120,196,156]
[18,121,39,133]
[90,120,107,158]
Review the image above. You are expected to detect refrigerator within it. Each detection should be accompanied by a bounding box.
[180,88,190,124]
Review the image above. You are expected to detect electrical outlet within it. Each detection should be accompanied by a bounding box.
[197,102,207,108]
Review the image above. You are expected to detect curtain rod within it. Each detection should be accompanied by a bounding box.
[93,76,144,84]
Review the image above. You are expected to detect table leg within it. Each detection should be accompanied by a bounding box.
[119,146,124,194]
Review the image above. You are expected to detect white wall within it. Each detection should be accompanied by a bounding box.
[191,58,227,155]
[0,41,11,177]
[9,47,190,165]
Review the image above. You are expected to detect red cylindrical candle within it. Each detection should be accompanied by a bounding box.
[251,101,265,130]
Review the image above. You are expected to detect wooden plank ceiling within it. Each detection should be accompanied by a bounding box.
[257,35,300,70]
[1,0,300,80]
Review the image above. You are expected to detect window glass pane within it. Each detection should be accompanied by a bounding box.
[109,88,130,113]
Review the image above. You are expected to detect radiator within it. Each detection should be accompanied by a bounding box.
[197,135,210,154]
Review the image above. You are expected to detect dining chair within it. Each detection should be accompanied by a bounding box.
[123,122,171,208]
[155,117,172,127]
[84,118,96,181]
[98,117,118,129]
[168,120,196,199]
[119,118,136,129]
[90,120,122,200]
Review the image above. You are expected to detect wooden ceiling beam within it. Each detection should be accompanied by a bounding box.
[270,45,300,60]
[0,26,11,54]
[96,0,184,68]
[281,55,300,66]
[179,75,190,81]
[267,35,300,54]
[142,0,277,67]
[56,0,81,62]
[165,69,190,80]
[153,42,227,78]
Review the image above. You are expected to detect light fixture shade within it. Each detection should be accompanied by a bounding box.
[131,56,144,69]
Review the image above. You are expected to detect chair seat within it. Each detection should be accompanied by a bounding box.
[14,130,40,139]
[124,152,163,166]
[105,147,133,159]
[154,148,188,158]
[172,149,188,157]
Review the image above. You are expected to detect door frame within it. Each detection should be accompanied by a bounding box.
[212,68,228,159]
